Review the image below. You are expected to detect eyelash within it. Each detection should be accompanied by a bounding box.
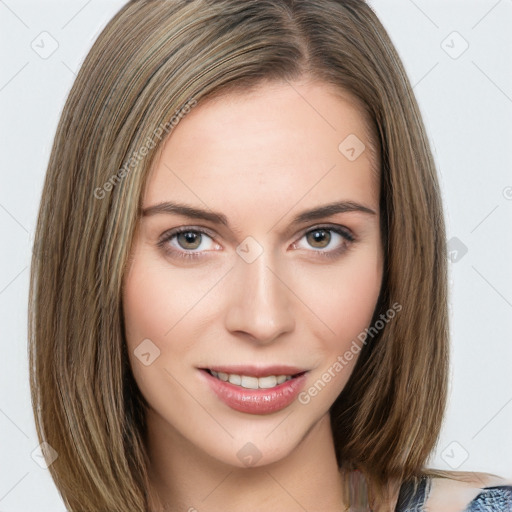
[157,224,355,261]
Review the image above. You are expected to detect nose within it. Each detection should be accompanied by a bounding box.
[224,250,295,345]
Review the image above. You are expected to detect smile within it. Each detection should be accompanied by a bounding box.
[207,369,302,389]
[199,366,309,415]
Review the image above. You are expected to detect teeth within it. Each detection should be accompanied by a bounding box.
[258,375,277,388]
[241,376,259,389]
[210,370,294,389]
[228,374,241,385]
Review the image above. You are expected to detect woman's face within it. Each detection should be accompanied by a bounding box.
[122,79,382,468]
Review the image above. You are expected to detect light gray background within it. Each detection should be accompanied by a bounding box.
[1,1,511,510]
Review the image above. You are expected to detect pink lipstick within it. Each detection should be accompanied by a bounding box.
[198,365,308,415]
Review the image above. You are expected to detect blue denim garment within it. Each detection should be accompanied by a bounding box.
[463,486,512,511]
[394,475,431,511]
[394,476,512,511]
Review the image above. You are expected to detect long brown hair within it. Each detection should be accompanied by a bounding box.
[28,1,467,510]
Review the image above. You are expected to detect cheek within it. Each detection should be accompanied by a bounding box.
[123,270,170,361]
[122,254,205,415]
[304,247,383,345]
[122,252,210,354]
[122,245,230,408]
[295,251,382,408]
[122,254,189,393]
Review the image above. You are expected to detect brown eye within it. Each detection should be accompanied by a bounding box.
[306,229,331,249]
[176,231,202,250]
[292,225,355,258]
[157,227,218,261]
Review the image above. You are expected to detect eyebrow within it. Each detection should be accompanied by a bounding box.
[141,200,376,230]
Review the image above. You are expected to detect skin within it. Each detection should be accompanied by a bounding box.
[122,78,389,511]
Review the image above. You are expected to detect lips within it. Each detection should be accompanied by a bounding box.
[198,365,308,415]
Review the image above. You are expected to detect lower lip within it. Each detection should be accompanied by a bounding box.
[199,369,308,415]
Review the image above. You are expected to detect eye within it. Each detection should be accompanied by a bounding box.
[157,227,219,260]
[292,225,355,258]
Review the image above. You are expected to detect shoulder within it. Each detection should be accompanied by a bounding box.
[423,471,512,512]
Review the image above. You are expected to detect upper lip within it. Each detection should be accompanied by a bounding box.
[200,365,307,378]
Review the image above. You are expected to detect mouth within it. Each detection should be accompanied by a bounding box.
[198,365,309,414]
[201,368,307,390]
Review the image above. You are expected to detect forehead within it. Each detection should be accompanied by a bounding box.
[143,80,379,219]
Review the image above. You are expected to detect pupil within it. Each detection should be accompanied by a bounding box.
[178,231,200,249]
[308,229,330,248]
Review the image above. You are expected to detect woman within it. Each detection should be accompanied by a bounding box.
[28,0,511,510]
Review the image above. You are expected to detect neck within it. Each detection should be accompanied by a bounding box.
[146,411,349,511]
